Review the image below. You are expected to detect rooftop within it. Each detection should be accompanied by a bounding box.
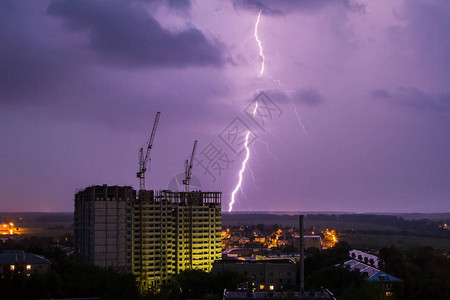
[0,250,51,265]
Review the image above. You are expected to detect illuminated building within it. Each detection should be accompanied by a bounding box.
[75,186,222,290]
[74,185,135,272]
[349,250,381,268]
[133,190,222,289]
[0,222,16,236]
[0,250,50,277]
[339,250,403,297]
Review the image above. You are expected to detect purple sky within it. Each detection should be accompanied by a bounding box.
[1,0,449,213]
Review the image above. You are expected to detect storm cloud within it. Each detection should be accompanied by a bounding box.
[47,0,224,67]
[232,0,366,15]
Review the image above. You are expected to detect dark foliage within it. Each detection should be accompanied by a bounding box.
[0,235,141,299]
[379,245,450,300]
[145,270,247,300]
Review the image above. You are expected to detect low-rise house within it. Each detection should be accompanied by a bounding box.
[0,250,51,277]
[339,250,403,297]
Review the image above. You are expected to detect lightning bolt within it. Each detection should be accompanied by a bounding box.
[293,103,310,140]
[198,9,226,29]
[255,9,265,77]
[229,9,310,212]
[254,9,309,139]
[229,131,251,212]
[229,102,258,212]
[257,138,278,161]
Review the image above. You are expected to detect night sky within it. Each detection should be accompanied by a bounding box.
[1,0,449,213]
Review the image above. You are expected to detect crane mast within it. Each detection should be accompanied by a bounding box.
[183,140,198,193]
[137,112,161,191]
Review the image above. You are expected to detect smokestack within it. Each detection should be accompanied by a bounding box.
[299,215,304,292]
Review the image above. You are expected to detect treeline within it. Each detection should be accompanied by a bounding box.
[224,213,450,238]
[307,214,450,237]
[379,245,450,299]
[0,234,73,257]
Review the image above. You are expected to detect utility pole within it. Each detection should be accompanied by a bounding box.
[299,215,305,292]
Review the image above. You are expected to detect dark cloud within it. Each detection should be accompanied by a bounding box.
[261,88,325,107]
[293,88,325,106]
[0,1,82,103]
[47,0,224,68]
[140,0,191,10]
[393,1,450,80]
[166,0,191,9]
[232,0,366,15]
[369,89,392,99]
[371,87,450,113]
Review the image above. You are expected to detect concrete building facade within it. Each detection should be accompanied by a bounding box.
[75,185,222,290]
[74,185,135,272]
[133,190,222,289]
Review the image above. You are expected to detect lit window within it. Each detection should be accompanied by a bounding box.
[269,285,274,291]
[259,285,265,290]
[26,265,31,270]
[10,265,15,270]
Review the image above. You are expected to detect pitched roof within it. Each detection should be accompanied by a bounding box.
[0,250,51,264]
[341,259,402,283]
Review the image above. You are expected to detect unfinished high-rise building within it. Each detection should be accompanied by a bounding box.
[132,190,222,289]
[74,185,222,290]
[74,185,135,272]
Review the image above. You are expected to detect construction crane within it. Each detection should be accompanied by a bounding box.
[137,112,160,191]
[183,140,198,192]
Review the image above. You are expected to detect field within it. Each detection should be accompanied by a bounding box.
[339,233,450,252]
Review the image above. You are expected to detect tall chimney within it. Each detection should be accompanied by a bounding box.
[299,215,305,292]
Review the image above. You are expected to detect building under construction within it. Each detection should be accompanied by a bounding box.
[74,186,222,289]
[133,190,221,289]
[74,112,222,290]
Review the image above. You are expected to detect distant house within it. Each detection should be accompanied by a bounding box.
[0,250,51,277]
[349,249,381,268]
[339,250,403,297]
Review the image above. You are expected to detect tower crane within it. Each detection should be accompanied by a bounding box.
[137,112,160,191]
[183,140,198,193]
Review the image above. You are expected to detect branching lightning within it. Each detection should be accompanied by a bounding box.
[254,9,309,138]
[257,138,278,161]
[255,9,265,77]
[229,131,251,212]
[247,163,258,186]
[229,8,309,212]
[229,102,258,212]
[293,103,310,140]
